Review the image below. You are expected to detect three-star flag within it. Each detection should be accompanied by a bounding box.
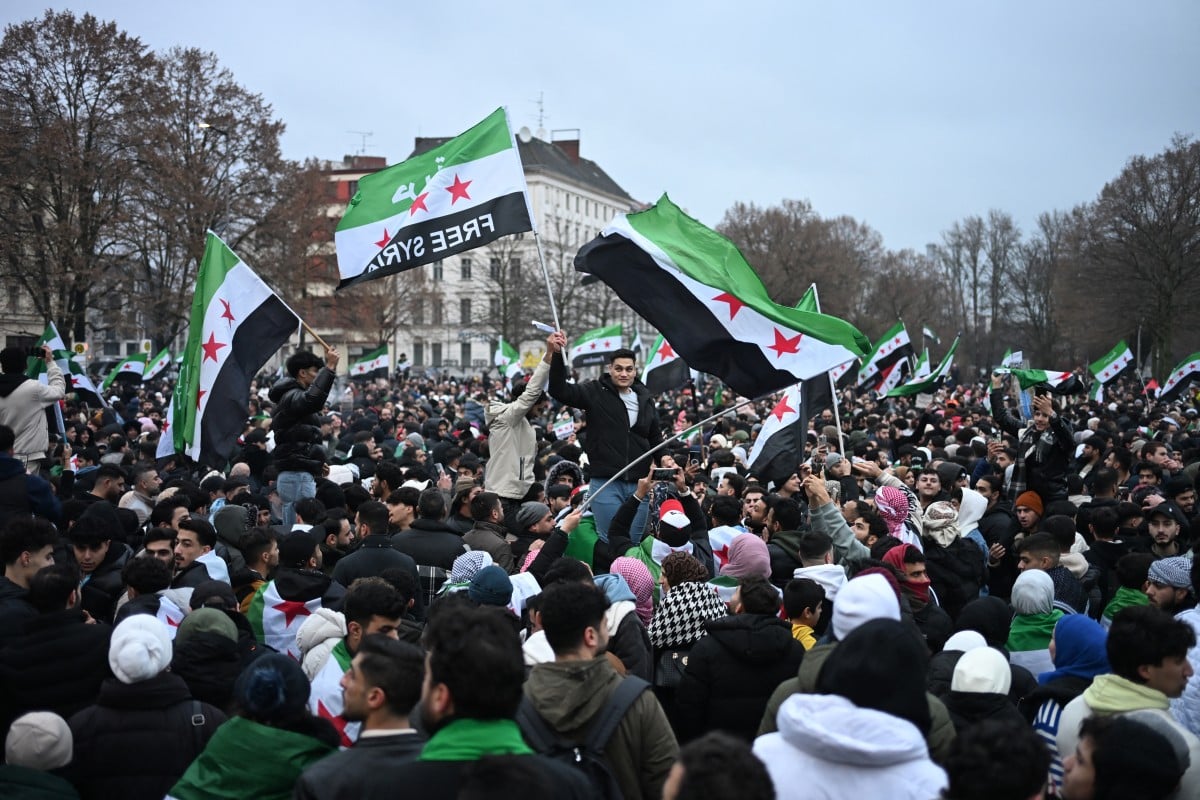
[569,324,623,368]
[642,333,689,395]
[335,108,535,289]
[746,383,806,488]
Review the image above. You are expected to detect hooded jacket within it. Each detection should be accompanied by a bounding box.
[791,563,847,603]
[484,360,551,500]
[548,354,663,480]
[0,361,65,461]
[0,453,61,526]
[268,367,336,475]
[523,656,677,800]
[942,647,1026,733]
[78,542,133,623]
[674,614,804,742]
[211,505,249,575]
[753,694,947,800]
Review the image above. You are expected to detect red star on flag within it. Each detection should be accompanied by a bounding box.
[894,337,901,344]
[713,292,745,319]
[195,389,206,409]
[219,299,236,327]
[316,700,353,748]
[767,329,803,358]
[161,418,169,434]
[375,228,391,248]
[272,600,313,627]
[445,174,472,204]
[656,341,675,360]
[409,193,429,216]
[589,342,597,350]
[201,332,227,363]
[165,615,180,628]
[713,544,731,569]
[769,395,796,422]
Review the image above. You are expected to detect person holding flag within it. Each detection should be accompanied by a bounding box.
[0,344,64,474]
[990,373,1075,505]
[485,330,565,526]
[270,345,340,531]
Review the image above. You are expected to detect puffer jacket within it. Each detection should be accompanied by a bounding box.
[268,368,336,474]
[296,608,346,680]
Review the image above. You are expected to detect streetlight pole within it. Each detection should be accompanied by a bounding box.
[198,121,231,233]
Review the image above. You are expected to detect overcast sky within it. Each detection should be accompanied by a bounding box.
[6,2,1198,252]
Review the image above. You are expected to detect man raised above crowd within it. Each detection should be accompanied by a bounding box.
[549,344,662,542]
[269,345,339,531]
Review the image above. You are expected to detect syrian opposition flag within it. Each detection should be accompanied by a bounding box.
[830,359,855,384]
[155,594,185,639]
[642,334,690,395]
[247,580,322,660]
[911,349,932,381]
[1003,368,1084,395]
[575,196,870,398]
[27,321,104,404]
[335,108,534,290]
[887,337,960,398]
[1000,349,1023,368]
[1159,352,1200,401]
[102,354,146,391]
[746,384,805,487]
[857,321,912,389]
[1090,380,1105,404]
[795,284,819,313]
[876,359,910,395]
[349,344,389,379]
[143,348,173,381]
[171,232,298,467]
[922,326,941,345]
[309,639,359,747]
[570,324,623,368]
[1089,340,1133,385]
[494,336,523,380]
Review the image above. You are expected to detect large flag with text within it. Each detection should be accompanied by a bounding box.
[335,108,534,290]
[171,233,298,467]
[575,196,870,398]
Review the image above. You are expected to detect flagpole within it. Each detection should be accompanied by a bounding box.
[578,393,760,516]
[809,283,846,456]
[300,320,331,351]
[532,232,562,332]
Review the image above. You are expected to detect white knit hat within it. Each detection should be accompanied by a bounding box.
[109,614,173,684]
[832,573,901,641]
[951,647,1013,695]
[5,711,73,770]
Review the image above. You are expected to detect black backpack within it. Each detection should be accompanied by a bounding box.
[516,676,650,800]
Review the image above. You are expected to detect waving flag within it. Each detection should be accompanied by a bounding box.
[746,384,805,487]
[887,337,960,397]
[876,359,910,395]
[1089,340,1133,385]
[642,334,690,395]
[1000,349,1024,368]
[1002,368,1084,395]
[349,344,389,379]
[494,336,523,380]
[1160,352,1200,401]
[569,324,623,368]
[335,108,534,290]
[143,348,173,381]
[922,326,941,345]
[101,354,147,390]
[857,321,913,389]
[575,196,869,398]
[171,233,298,467]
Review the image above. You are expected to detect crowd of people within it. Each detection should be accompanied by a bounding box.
[0,331,1198,799]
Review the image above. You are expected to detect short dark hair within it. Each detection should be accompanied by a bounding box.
[148,496,190,528]
[1114,552,1156,590]
[672,732,775,800]
[1108,606,1196,683]
[374,462,403,491]
[1109,447,1133,472]
[1041,516,1077,552]
[608,348,636,364]
[470,491,501,522]
[293,497,326,525]
[143,526,175,548]
[1016,532,1058,561]
[28,564,78,612]
[94,464,126,483]
[798,530,833,562]
[423,604,525,719]
[858,508,887,541]
[121,554,172,594]
[736,576,779,615]
[770,497,805,532]
[417,488,445,520]
[356,635,424,717]
[1091,467,1119,496]
[239,526,277,566]
[719,473,746,497]
[539,580,610,656]
[178,516,217,549]
[355,500,389,537]
[0,517,58,565]
[285,350,323,378]
[386,487,420,508]
[541,557,592,587]
[783,578,825,619]
[344,577,406,628]
[709,496,742,527]
[1089,507,1120,539]
[942,718,1051,800]
[1081,715,1187,800]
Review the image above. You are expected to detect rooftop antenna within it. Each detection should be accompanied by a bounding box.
[348,130,374,155]
[531,91,548,140]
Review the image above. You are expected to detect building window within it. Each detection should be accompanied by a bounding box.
[431,342,442,367]
[489,257,500,280]
[510,257,520,278]
[432,300,444,325]
[490,298,501,318]
[460,298,471,325]
[412,304,424,325]
[461,258,472,280]
[432,260,443,281]
[460,342,471,368]
[413,342,423,366]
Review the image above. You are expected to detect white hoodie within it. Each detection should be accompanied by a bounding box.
[754,694,947,800]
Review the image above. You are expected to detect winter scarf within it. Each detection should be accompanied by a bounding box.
[611,556,655,625]
[419,718,533,761]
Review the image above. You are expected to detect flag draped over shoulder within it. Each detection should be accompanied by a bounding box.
[171,232,298,467]
[308,639,359,748]
[494,337,523,380]
[642,334,690,395]
[569,324,623,368]
[335,108,534,289]
[1160,352,1200,401]
[857,321,912,389]
[246,580,321,660]
[349,345,389,379]
[1088,340,1133,384]
[143,348,173,381]
[575,196,869,398]
[746,384,805,487]
[887,337,959,397]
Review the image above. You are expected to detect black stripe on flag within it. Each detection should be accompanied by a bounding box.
[337,192,533,290]
[577,235,811,398]
[645,358,690,395]
[196,295,297,467]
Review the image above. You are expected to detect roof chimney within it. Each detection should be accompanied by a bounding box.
[551,129,582,164]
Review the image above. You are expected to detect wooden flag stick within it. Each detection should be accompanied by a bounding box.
[301,320,331,351]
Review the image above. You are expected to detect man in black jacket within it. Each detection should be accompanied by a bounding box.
[390,489,466,573]
[68,512,132,623]
[550,346,662,542]
[333,500,419,587]
[294,635,426,799]
[269,346,339,531]
[0,516,57,645]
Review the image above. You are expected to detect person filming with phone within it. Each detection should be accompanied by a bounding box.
[0,344,65,476]
[989,373,1075,506]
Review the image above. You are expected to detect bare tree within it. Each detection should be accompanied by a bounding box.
[983,210,1020,367]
